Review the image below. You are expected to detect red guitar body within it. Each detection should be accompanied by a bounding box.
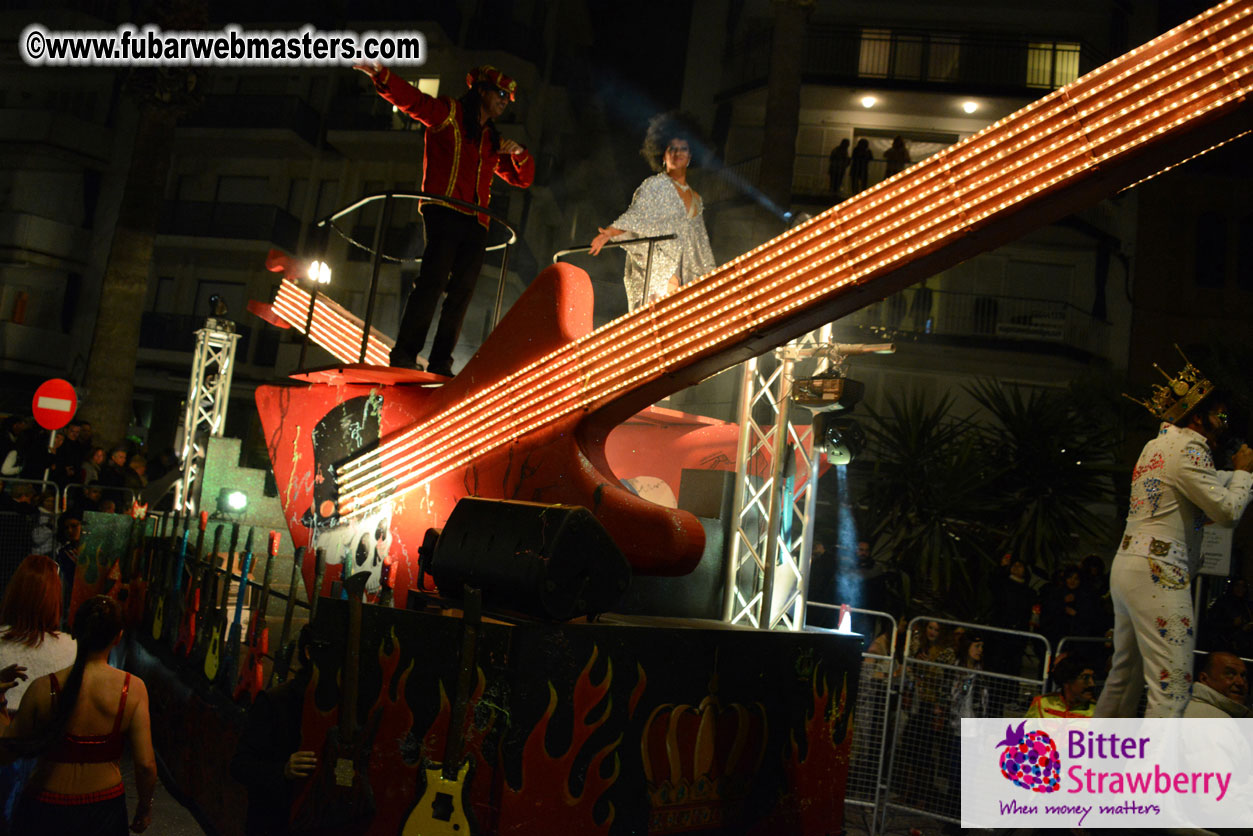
[257,265,705,609]
[235,625,268,703]
[174,586,198,658]
[258,4,1253,609]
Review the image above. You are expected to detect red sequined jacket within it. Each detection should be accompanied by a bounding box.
[371,69,534,228]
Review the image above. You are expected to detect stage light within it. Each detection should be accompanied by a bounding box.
[860,95,877,108]
[792,375,865,412]
[814,414,865,465]
[207,294,228,316]
[217,487,248,515]
[836,603,853,634]
[962,100,979,114]
[308,260,332,284]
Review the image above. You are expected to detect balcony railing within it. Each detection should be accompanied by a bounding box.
[724,23,1102,95]
[159,201,301,251]
[703,155,923,204]
[180,95,321,145]
[839,287,1110,358]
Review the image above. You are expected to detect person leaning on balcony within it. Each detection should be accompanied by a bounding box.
[828,138,850,194]
[884,135,911,176]
[353,61,535,378]
[589,111,715,312]
[849,139,872,193]
[1094,360,1253,718]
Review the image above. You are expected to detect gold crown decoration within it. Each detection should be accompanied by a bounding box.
[640,673,767,834]
[1123,344,1215,423]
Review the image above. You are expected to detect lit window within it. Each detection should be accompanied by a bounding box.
[859,28,891,78]
[1027,42,1081,89]
[928,36,961,82]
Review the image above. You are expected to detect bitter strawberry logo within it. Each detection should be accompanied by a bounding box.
[996,721,1061,793]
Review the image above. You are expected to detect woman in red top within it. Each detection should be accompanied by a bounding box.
[1,596,156,833]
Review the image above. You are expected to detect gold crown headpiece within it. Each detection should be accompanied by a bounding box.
[1123,344,1215,423]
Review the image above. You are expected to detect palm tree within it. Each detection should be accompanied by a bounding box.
[860,391,997,615]
[967,379,1113,577]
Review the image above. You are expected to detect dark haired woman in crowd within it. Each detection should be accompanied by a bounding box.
[1,596,156,833]
[590,111,716,311]
[940,631,989,829]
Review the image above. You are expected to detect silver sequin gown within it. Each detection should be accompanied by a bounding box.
[610,172,715,311]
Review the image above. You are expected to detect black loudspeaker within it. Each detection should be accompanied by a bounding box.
[423,498,632,621]
[677,469,735,519]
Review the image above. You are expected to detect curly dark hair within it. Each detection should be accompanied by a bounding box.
[640,111,707,172]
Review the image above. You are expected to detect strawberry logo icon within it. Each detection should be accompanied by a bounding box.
[995,721,1061,793]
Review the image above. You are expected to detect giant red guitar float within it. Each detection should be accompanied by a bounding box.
[257,0,1253,608]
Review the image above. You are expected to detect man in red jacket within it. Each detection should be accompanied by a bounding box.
[354,61,535,376]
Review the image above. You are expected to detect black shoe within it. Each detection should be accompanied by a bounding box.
[426,364,454,378]
[389,348,421,370]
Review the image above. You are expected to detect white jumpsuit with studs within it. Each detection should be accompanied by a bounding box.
[1095,422,1252,718]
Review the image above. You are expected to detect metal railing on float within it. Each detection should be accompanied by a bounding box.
[286,192,520,370]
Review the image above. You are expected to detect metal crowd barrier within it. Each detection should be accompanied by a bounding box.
[62,482,137,517]
[878,617,1050,835]
[0,478,61,585]
[803,602,898,836]
[0,476,60,509]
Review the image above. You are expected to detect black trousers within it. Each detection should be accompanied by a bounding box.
[394,206,488,372]
[13,792,128,835]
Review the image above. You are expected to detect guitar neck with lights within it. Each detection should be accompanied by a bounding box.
[323,0,1253,517]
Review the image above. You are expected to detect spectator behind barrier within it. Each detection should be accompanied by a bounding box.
[1026,655,1095,718]
[1184,651,1248,719]
[81,447,106,486]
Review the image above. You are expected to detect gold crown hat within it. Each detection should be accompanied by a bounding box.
[1124,344,1216,422]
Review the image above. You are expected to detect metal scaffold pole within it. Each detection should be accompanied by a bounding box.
[173,317,240,515]
[723,325,831,631]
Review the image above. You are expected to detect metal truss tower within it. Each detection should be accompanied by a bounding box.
[722,325,832,631]
[174,317,240,515]
[722,330,893,630]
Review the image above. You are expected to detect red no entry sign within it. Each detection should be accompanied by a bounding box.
[32,378,77,430]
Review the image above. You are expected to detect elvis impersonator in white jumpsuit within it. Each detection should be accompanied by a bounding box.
[1095,357,1253,717]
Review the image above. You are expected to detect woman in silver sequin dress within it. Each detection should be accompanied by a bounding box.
[590,112,715,311]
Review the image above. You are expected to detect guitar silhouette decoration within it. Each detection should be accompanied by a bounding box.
[219,528,256,692]
[153,514,190,641]
[236,530,280,702]
[401,586,482,836]
[291,570,381,833]
[183,523,224,660]
[203,523,241,683]
[170,512,209,653]
[256,1,1253,605]
[269,545,306,688]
